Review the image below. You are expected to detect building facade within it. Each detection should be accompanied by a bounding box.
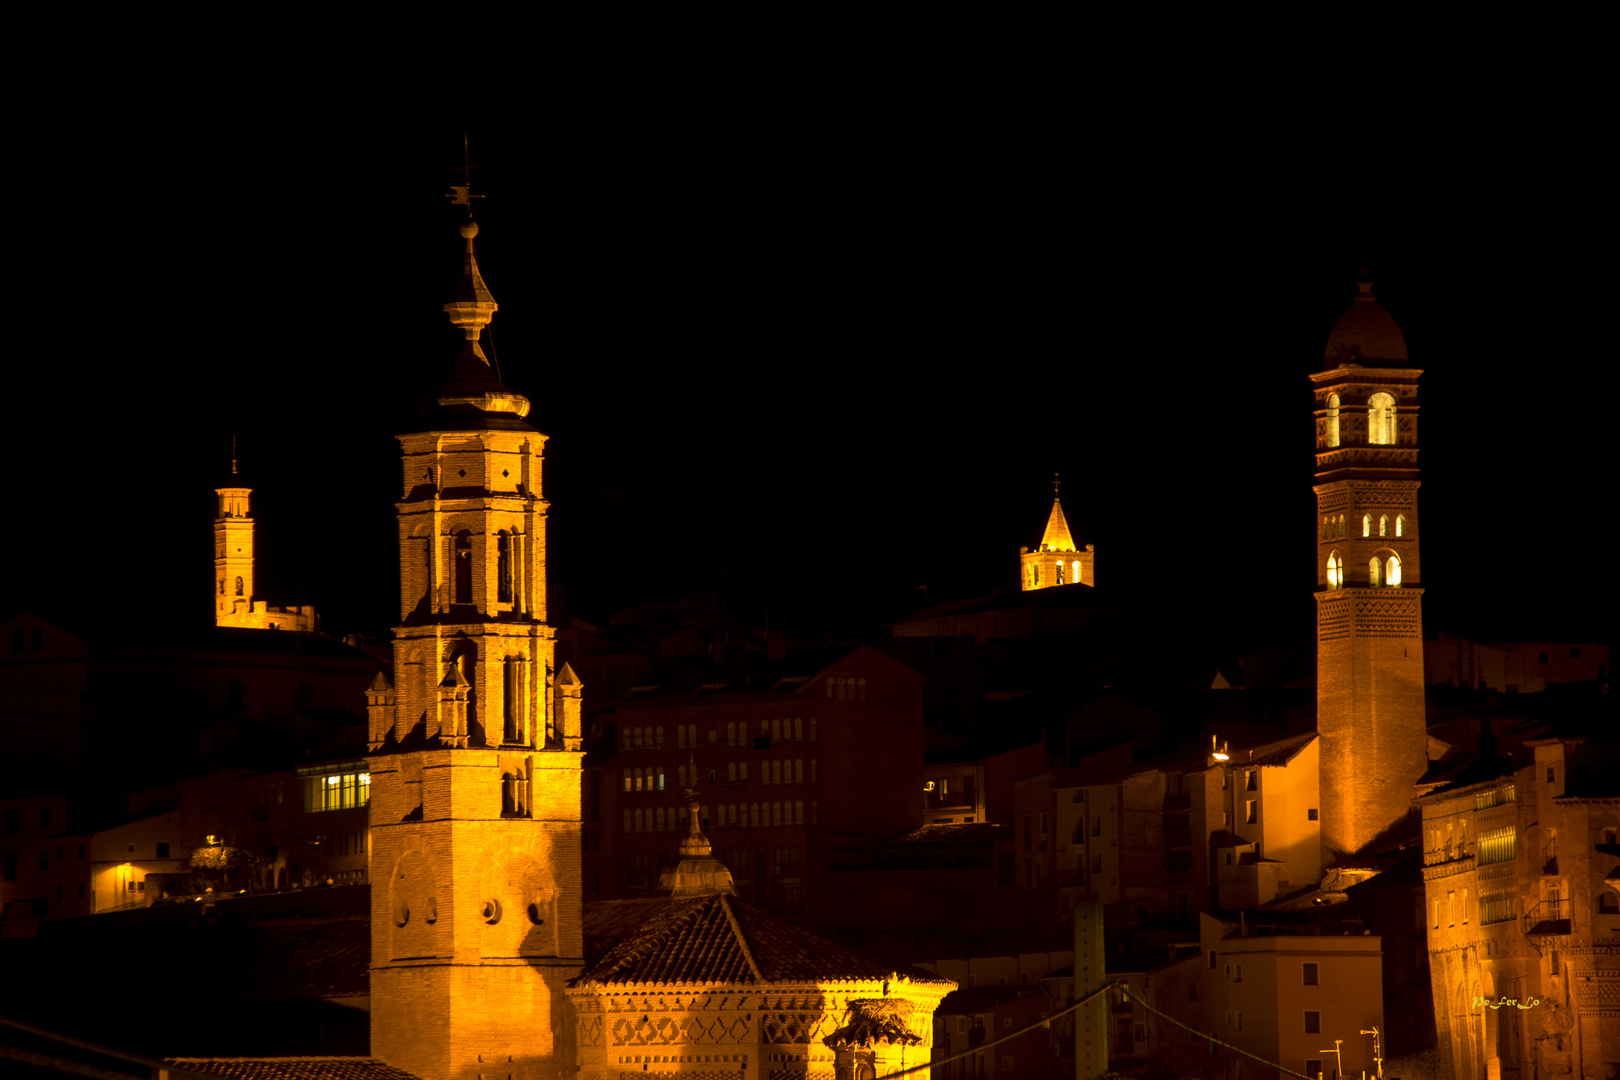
[1417,738,1620,1080]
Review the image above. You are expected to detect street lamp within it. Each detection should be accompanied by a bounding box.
[1359,1027,1382,1079]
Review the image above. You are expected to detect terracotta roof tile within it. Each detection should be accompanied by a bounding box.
[577,896,952,988]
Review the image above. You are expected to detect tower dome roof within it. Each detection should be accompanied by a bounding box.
[1324,280,1408,366]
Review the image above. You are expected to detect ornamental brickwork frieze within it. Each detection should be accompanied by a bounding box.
[1349,592,1423,639]
[1421,856,1478,882]
[1316,595,1352,641]
[1314,446,1420,470]
[1573,970,1620,1013]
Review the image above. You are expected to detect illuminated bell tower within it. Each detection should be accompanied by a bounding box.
[368,209,584,1080]
[214,443,256,621]
[1310,276,1426,861]
[1019,475,1095,590]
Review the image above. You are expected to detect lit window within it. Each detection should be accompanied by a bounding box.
[1368,392,1397,445]
[1072,560,1080,583]
[1326,552,1343,590]
[1055,561,1065,585]
[1379,514,1389,537]
[1325,393,1340,447]
[1396,514,1405,537]
[1387,553,1402,586]
[1370,555,1383,587]
[1363,514,1372,538]
[656,767,665,792]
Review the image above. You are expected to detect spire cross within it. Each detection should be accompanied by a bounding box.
[447,133,484,216]
[1053,472,1061,498]
[231,434,238,476]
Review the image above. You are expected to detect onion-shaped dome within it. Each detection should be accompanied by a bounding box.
[1324,280,1409,367]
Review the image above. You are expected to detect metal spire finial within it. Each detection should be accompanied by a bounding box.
[447,133,484,217]
[231,434,238,476]
[1053,472,1061,498]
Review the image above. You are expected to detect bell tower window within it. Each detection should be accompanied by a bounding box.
[454,531,473,605]
[235,576,244,597]
[1326,552,1343,590]
[497,531,513,604]
[1325,393,1340,447]
[1379,514,1389,537]
[1396,514,1406,537]
[503,657,520,743]
[1362,514,1372,538]
[1368,392,1397,445]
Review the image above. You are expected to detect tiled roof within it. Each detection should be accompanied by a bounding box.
[1237,733,1316,769]
[577,896,952,988]
[165,1059,421,1080]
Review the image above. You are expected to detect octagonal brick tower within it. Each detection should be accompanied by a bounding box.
[368,215,585,1080]
[1310,277,1427,863]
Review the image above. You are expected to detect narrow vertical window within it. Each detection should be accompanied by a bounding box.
[810,718,817,742]
[1369,556,1383,587]
[1379,514,1389,537]
[1387,553,1402,586]
[496,531,512,603]
[794,717,802,742]
[1326,552,1342,590]
[794,759,803,784]
[1396,514,1405,537]
[453,531,473,604]
[1325,393,1340,447]
[502,657,519,743]
[1072,560,1081,583]
[235,576,244,597]
[1363,514,1372,538]
[1056,561,1065,584]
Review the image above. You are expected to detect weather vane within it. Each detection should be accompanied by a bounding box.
[447,133,484,216]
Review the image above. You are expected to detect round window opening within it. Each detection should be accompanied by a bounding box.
[393,904,409,927]
[527,902,545,925]
[482,899,503,924]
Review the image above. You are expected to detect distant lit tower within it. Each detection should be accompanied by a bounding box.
[1019,474,1094,590]
[213,441,315,631]
[367,196,584,1080]
[1311,275,1426,861]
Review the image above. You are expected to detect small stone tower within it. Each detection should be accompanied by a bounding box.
[213,444,316,631]
[368,212,585,1080]
[1310,276,1427,861]
[1019,477,1094,590]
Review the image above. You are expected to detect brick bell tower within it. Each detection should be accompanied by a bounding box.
[1310,275,1427,862]
[367,205,584,1080]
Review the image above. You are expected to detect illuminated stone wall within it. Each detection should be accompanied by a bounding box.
[1310,359,1427,861]
[213,484,317,631]
[1018,495,1094,591]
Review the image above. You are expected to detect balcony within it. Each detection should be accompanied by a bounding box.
[1524,898,1571,937]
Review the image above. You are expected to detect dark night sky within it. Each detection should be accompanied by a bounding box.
[5,109,1609,652]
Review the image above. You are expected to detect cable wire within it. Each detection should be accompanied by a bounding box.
[1117,984,1316,1080]
[881,979,1118,1079]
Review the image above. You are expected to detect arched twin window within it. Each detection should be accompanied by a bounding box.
[1370,552,1402,587]
[1326,552,1344,590]
[1368,393,1397,445]
[1325,393,1340,447]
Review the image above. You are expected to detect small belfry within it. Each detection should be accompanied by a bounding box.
[1311,272,1427,861]
[367,194,585,1080]
[212,439,316,631]
[1019,473,1095,590]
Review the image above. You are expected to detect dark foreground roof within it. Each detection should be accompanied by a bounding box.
[166,1060,420,1080]
[579,894,953,988]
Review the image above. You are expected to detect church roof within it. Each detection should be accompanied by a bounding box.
[165,1060,421,1080]
[1037,498,1078,552]
[576,894,952,988]
[1323,281,1409,366]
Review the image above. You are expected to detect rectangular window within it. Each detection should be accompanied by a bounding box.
[1246,770,1257,792]
[1306,1063,1322,1080]
[1307,808,1318,821]
[1480,891,1514,925]
[1303,962,1319,986]
[1547,765,1556,783]
[1448,891,1455,926]
[1478,827,1517,865]
[156,842,170,859]
[1304,1011,1320,1034]
[1245,800,1258,824]
[1209,950,1218,969]
[1235,1012,1242,1031]
[1462,888,1469,924]
[1434,899,1441,928]
[1234,965,1242,983]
